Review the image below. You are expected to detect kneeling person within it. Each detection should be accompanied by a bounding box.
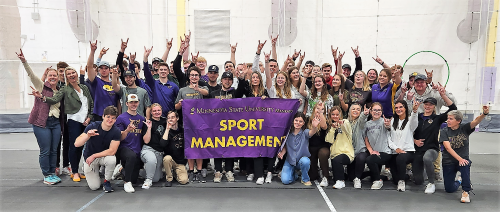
[75,106,121,192]
[162,111,189,187]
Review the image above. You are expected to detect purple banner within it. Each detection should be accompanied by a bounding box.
[182,97,299,159]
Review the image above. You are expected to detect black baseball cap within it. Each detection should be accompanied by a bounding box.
[208,65,219,73]
[221,72,233,79]
[409,72,418,79]
[152,57,163,63]
[123,70,136,77]
[342,64,351,70]
[423,97,437,105]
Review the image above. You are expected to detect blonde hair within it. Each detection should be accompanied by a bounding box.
[197,56,207,63]
[275,71,292,99]
[64,66,78,85]
[327,106,343,131]
[351,70,371,91]
[308,103,325,135]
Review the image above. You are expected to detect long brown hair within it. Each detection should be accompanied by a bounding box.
[307,103,325,135]
[275,71,292,99]
[287,66,302,89]
[311,74,329,102]
[251,71,266,97]
[327,106,343,131]
[330,74,345,96]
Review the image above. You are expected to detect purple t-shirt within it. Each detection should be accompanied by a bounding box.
[90,77,119,116]
[115,112,146,155]
[371,83,399,118]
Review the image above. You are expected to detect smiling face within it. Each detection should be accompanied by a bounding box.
[289,68,300,82]
[424,102,435,114]
[152,61,160,70]
[99,65,110,78]
[167,112,179,126]
[293,117,305,130]
[126,101,139,111]
[378,71,389,85]
[46,70,58,86]
[343,68,351,77]
[312,67,321,76]
[414,79,426,92]
[408,76,415,88]
[371,104,383,119]
[354,71,365,84]
[269,61,278,73]
[332,75,342,88]
[158,65,169,79]
[125,75,135,87]
[189,70,200,84]
[350,104,361,120]
[102,114,117,128]
[65,69,78,84]
[151,105,162,119]
[276,73,286,87]
[330,109,341,122]
[57,68,66,82]
[323,66,332,78]
[225,63,234,72]
[196,61,207,71]
[207,71,219,83]
[367,69,377,82]
[251,73,261,86]
[395,102,406,117]
[221,77,233,90]
[313,76,324,90]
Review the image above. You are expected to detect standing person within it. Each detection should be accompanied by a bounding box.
[114,94,146,193]
[348,70,372,108]
[371,68,401,118]
[143,46,179,117]
[32,65,94,182]
[364,102,393,189]
[330,74,350,115]
[412,85,457,194]
[367,69,378,88]
[307,102,329,187]
[206,65,221,94]
[151,57,163,80]
[288,66,306,114]
[405,74,456,114]
[19,49,62,185]
[86,40,119,122]
[325,106,354,189]
[75,106,121,192]
[112,62,151,118]
[388,100,419,192]
[346,103,370,188]
[278,113,320,186]
[55,61,71,176]
[162,111,189,187]
[140,103,166,189]
[440,106,489,203]
[299,74,334,118]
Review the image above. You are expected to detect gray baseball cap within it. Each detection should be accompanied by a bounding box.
[99,61,110,68]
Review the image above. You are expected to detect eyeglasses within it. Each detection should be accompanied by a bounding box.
[190,74,199,77]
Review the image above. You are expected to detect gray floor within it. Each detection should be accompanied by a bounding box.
[0,132,499,212]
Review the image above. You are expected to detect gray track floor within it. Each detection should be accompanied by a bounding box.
[0,132,499,211]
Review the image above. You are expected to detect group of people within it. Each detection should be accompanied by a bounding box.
[20,32,489,203]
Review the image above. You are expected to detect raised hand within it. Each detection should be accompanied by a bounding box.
[425,69,433,79]
[166,38,173,49]
[312,115,321,127]
[338,92,344,102]
[129,52,137,64]
[184,31,192,43]
[15,49,26,62]
[89,40,98,51]
[29,86,42,98]
[392,64,400,76]
[351,46,360,58]
[179,41,189,54]
[412,96,422,112]
[407,91,415,101]
[43,66,53,78]
[79,66,85,75]
[383,115,392,128]
[166,121,173,130]
[143,120,152,128]
[230,43,238,53]
[126,122,136,132]
[257,40,267,54]
[271,34,279,46]
[191,51,199,63]
[300,52,306,61]
[337,51,345,62]
[437,82,446,96]
[264,50,271,62]
[372,56,384,65]
[363,104,370,115]
[120,38,129,52]
[87,129,99,137]
[482,105,489,115]
[144,46,153,61]
[292,49,301,60]
[331,45,338,59]
[99,47,109,56]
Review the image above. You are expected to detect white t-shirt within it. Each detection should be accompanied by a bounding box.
[67,88,88,123]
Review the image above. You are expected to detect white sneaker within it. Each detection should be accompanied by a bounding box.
[319,177,329,187]
[371,180,383,190]
[381,168,392,181]
[424,183,436,194]
[247,173,254,181]
[256,177,264,185]
[332,180,345,189]
[265,172,273,183]
[397,180,405,192]
[353,177,361,189]
[142,179,152,189]
[124,182,135,193]
[112,164,123,180]
[213,171,222,183]
[226,171,235,182]
[61,166,72,175]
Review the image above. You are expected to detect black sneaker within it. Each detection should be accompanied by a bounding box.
[193,172,200,182]
[188,171,194,182]
[103,181,114,193]
[165,181,172,187]
[196,172,206,183]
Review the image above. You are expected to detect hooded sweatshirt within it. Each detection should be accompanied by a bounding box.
[325,119,354,161]
[351,112,368,156]
[405,86,456,115]
[364,118,392,154]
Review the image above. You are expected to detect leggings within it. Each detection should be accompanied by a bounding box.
[413,149,439,185]
[308,146,330,181]
[331,154,351,181]
[67,119,85,174]
[116,147,141,184]
[389,152,414,182]
[214,158,234,173]
[347,151,369,181]
[365,152,392,181]
[252,157,276,178]
[56,121,69,168]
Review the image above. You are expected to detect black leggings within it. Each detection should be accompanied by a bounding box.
[308,146,330,181]
[116,147,141,184]
[214,158,234,173]
[389,152,414,183]
[347,151,369,181]
[250,157,276,178]
[331,154,351,181]
[56,122,69,168]
[365,152,392,181]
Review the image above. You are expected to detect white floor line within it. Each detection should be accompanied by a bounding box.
[76,192,104,212]
[314,180,336,212]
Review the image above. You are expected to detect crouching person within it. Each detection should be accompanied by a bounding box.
[75,106,121,192]
[162,111,189,187]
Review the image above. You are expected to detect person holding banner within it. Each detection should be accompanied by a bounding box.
[325,106,354,189]
[287,66,306,113]
[346,103,370,189]
[278,113,320,186]
[307,102,329,187]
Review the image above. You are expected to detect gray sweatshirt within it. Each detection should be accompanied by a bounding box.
[351,112,368,156]
[364,118,392,154]
[405,86,456,115]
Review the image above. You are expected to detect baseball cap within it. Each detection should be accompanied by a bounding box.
[99,61,110,68]
[208,65,219,73]
[127,94,139,102]
[152,57,163,63]
[409,72,418,78]
[423,97,437,105]
[415,73,427,81]
[123,70,136,77]
[342,64,351,70]
[221,72,233,79]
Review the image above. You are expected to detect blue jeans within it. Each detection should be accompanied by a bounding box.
[32,116,61,176]
[281,157,310,184]
[67,119,85,174]
[443,159,472,193]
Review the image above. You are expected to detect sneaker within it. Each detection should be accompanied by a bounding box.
[435,172,443,182]
[226,171,235,182]
[319,177,329,187]
[188,171,195,182]
[265,172,273,184]
[406,169,413,181]
[214,171,222,183]
[397,180,405,192]
[43,175,57,185]
[142,179,152,189]
[193,172,199,182]
[461,191,470,203]
[381,168,392,181]
[207,163,213,171]
[103,181,114,193]
[61,166,72,175]
[278,171,282,179]
[424,183,435,194]
[111,164,123,180]
[332,180,345,189]
[371,180,383,190]
[124,182,135,193]
[55,167,61,176]
[301,180,312,186]
[196,172,205,183]
[353,177,361,189]
[247,173,255,181]
[165,181,172,187]
[201,168,207,178]
[51,175,61,183]
[256,177,264,185]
